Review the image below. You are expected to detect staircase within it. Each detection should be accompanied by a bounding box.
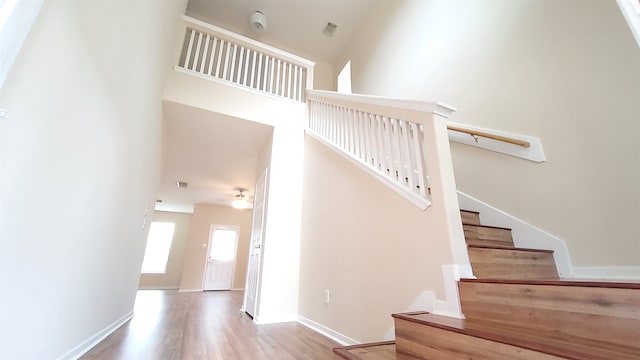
[334,209,640,360]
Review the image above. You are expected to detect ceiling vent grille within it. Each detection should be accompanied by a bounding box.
[322,22,337,36]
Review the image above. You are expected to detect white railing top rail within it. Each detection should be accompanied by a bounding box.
[182,15,316,71]
[306,90,457,120]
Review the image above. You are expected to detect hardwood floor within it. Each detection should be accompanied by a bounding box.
[82,290,340,360]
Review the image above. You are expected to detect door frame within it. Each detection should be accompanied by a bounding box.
[242,168,268,317]
[202,224,240,291]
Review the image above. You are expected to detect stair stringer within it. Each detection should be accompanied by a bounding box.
[458,191,573,278]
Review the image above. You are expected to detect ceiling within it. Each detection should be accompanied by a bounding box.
[185,0,377,63]
[156,101,272,213]
[157,0,376,213]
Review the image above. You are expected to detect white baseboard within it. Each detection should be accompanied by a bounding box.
[138,286,179,290]
[458,191,573,278]
[57,311,133,360]
[253,313,299,324]
[178,288,202,293]
[572,266,640,280]
[298,315,359,346]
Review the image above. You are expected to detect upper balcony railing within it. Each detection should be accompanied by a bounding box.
[175,16,315,102]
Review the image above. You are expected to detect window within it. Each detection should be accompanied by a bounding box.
[141,222,175,274]
[337,60,352,94]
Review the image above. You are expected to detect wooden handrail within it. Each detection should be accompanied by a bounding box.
[447,125,530,148]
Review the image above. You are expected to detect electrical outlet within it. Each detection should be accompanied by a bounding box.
[324,289,330,304]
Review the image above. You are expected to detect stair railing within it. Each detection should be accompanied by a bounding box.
[175,16,315,102]
[306,90,456,209]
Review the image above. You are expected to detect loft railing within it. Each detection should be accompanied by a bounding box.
[306,90,456,209]
[175,16,315,102]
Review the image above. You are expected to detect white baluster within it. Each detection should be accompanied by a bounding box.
[207,37,218,76]
[256,53,263,91]
[275,59,282,96]
[399,121,415,191]
[215,39,224,78]
[229,44,238,82]
[412,124,427,196]
[242,48,250,85]
[269,57,275,94]
[292,65,298,101]
[287,63,293,100]
[223,41,232,80]
[236,46,244,84]
[262,55,269,92]
[192,31,203,71]
[297,67,304,101]
[200,34,210,74]
[250,50,257,88]
[183,29,196,69]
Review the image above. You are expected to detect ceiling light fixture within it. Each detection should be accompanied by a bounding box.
[250,11,267,34]
[232,187,250,209]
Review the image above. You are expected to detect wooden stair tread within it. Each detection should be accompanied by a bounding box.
[393,312,640,360]
[463,223,512,231]
[333,341,420,360]
[468,244,555,253]
[460,209,481,225]
[460,277,640,289]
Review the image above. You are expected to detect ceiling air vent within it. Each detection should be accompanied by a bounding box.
[322,22,338,37]
[176,181,188,189]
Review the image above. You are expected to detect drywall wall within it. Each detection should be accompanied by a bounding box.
[139,211,192,289]
[0,0,186,358]
[179,203,252,291]
[339,0,640,268]
[299,135,455,342]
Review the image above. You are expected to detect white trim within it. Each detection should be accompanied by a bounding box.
[617,0,640,47]
[178,288,203,293]
[137,286,179,290]
[433,264,468,319]
[307,89,456,118]
[298,316,359,346]
[447,121,546,162]
[306,131,431,210]
[0,0,43,90]
[181,15,315,69]
[573,266,640,280]
[458,191,573,278]
[253,313,299,324]
[56,311,133,360]
[174,66,307,104]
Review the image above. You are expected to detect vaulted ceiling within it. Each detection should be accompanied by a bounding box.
[156,0,376,213]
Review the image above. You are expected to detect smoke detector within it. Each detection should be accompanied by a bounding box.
[250,11,268,34]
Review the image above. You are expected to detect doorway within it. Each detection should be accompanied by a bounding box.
[203,225,239,291]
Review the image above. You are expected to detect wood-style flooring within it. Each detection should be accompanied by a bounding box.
[81,290,340,360]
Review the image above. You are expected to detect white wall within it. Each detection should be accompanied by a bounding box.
[0,0,186,358]
[339,0,640,269]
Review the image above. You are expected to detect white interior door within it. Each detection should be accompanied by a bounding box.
[203,225,239,291]
[243,169,267,317]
